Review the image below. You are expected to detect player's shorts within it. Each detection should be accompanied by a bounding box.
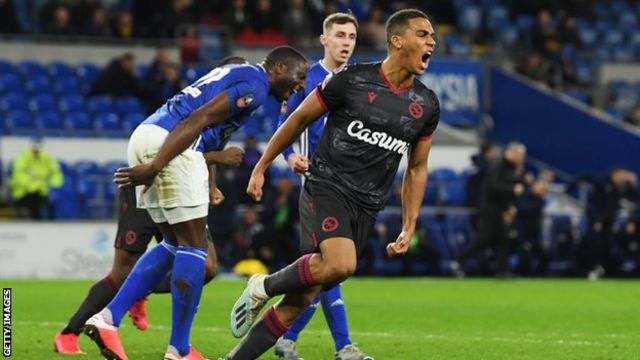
[114,186,163,254]
[114,187,215,253]
[299,180,377,256]
[127,123,209,224]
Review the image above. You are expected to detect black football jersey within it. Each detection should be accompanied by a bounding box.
[308,62,440,211]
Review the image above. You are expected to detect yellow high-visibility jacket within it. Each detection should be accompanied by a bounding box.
[10,149,63,200]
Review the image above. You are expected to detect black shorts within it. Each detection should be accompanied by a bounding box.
[299,181,377,256]
[113,187,163,254]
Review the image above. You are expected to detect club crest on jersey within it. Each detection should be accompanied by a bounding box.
[321,217,339,232]
[409,102,423,119]
[236,95,254,108]
[368,91,377,103]
[280,101,288,114]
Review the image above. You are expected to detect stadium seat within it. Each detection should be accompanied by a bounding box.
[87,96,113,114]
[6,111,36,136]
[24,75,51,95]
[49,172,82,220]
[47,61,75,78]
[18,61,48,77]
[430,168,459,183]
[29,93,58,112]
[104,160,128,178]
[58,94,85,113]
[0,60,15,74]
[121,112,146,135]
[578,28,598,47]
[604,29,624,47]
[74,159,103,177]
[183,65,210,83]
[444,214,474,258]
[65,111,94,137]
[114,96,145,115]
[440,185,466,206]
[458,6,482,32]
[424,183,438,205]
[53,76,81,95]
[94,112,122,137]
[36,111,65,136]
[136,64,150,79]
[76,62,101,86]
[486,6,509,32]
[1,92,29,112]
[0,73,24,94]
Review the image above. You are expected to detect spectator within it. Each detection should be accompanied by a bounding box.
[624,102,640,127]
[179,26,201,63]
[585,167,640,279]
[250,0,281,33]
[531,10,561,59]
[359,5,387,50]
[263,177,300,266]
[224,0,251,35]
[90,53,143,99]
[451,142,527,277]
[164,0,197,37]
[84,6,111,37]
[113,11,134,39]
[146,47,172,82]
[281,0,314,47]
[10,138,63,219]
[465,143,498,208]
[47,6,76,36]
[612,217,640,276]
[144,63,185,112]
[72,0,100,33]
[515,175,553,276]
[515,52,553,86]
[233,207,276,269]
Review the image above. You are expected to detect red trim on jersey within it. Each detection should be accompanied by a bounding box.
[378,67,412,94]
[418,134,433,141]
[314,88,328,112]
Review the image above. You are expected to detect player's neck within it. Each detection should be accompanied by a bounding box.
[381,57,415,89]
[321,57,346,72]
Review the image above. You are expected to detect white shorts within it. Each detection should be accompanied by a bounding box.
[127,124,209,224]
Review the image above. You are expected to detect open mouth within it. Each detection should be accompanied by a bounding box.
[340,49,350,56]
[420,51,433,68]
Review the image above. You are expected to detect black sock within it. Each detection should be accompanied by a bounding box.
[62,274,119,335]
[225,307,288,360]
[264,254,316,297]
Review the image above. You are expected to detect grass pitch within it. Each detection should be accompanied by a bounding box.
[4,278,639,359]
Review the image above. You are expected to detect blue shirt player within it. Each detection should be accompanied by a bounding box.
[85,46,308,360]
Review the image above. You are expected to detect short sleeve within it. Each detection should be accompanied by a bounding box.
[417,91,440,141]
[225,81,265,116]
[316,68,350,111]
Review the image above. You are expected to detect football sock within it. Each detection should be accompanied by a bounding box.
[152,267,215,294]
[62,273,119,335]
[264,254,316,297]
[321,285,351,351]
[106,239,177,326]
[225,307,288,360]
[282,295,321,342]
[169,246,207,356]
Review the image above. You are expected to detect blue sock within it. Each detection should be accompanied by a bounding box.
[321,285,351,351]
[107,239,177,326]
[283,295,321,342]
[169,246,207,356]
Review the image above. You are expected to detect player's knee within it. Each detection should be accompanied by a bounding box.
[326,261,356,282]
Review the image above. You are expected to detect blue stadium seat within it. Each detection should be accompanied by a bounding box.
[578,28,598,47]
[36,111,65,136]
[29,93,57,112]
[49,172,82,220]
[76,62,101,86]
[0,60,15,75]
[114,96,145,115]
[6,111,36,136]
[53,76,81,95]
[58,94,85,113]
[498,25,519,45]
[74,159,103,177]
[136,64,150,79]
[444,214,474,258]
[122,112,146,135]
[94,112,122,137]
[486,6,509,32]
[440,185,466,206]
[104,160,128,178]
[1,92,29,112]
[0,73,24,94]
[65,111,94,137]
[458,6,482,32]
[18,61,48,77]
[604,29,625,47]
[424,183,438,205]
[47,61,75,78]
[183,65,210,83]
[430,168,459,183]
[619,12,638,27]
[87,96,113,114]
[24,75,51,95]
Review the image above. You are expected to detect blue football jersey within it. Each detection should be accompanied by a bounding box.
[143,63,269,153]
[278,60,331,158]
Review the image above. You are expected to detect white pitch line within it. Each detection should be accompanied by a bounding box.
[15,321,601,346]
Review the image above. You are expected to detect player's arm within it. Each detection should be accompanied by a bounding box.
[207,164,224,206]
[387,137,433,257]
[203,146,244,166]
[278,92,309,174]
[114,92,234,188]
[247,90,326,201]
